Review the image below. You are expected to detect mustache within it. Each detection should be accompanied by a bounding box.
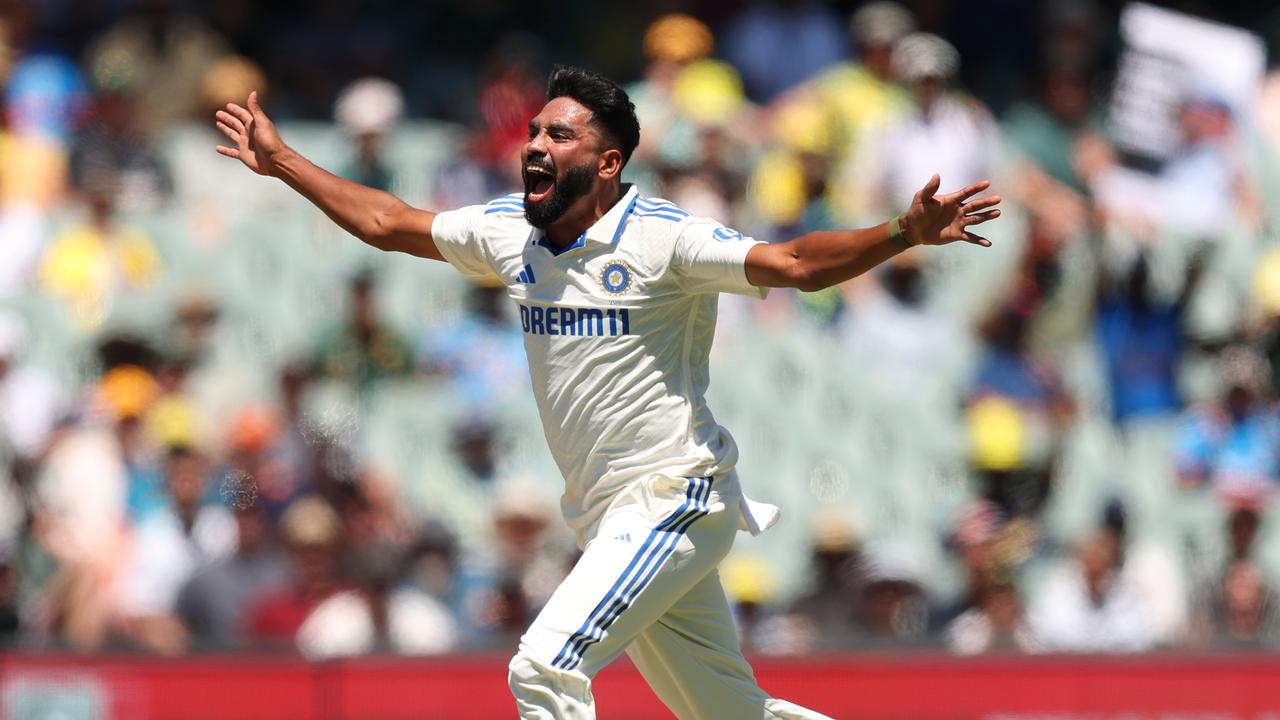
[525,156,555,175]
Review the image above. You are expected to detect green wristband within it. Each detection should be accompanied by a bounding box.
[888,214,912,249]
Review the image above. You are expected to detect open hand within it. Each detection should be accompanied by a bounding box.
[215,91,286,176]
[902,175,1001,247]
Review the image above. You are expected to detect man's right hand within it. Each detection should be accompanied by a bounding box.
[216,91,286,177]
[213,89,444,262]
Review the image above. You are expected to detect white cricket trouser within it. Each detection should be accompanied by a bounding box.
[508,474,834,720]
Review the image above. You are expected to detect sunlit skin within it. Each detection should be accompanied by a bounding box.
[521,97,625,247]
[215,87,1000,297]
[211,77,1006,715]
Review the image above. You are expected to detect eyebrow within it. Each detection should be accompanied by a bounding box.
[528,121,579,137]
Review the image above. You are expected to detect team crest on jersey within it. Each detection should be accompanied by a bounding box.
[599,261,633,295]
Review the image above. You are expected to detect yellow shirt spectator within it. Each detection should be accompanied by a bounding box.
[40,222,161,330]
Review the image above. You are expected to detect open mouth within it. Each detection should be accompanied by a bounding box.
[524,163,555,204]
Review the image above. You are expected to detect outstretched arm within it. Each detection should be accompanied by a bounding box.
[215,92,443,261]
[746,175,1001,291]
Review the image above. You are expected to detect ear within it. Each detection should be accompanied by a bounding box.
[597,148,624,181]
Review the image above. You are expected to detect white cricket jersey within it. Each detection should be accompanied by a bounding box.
[431,184,778,534]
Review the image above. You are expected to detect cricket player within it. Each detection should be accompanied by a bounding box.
[216,65,1000,719]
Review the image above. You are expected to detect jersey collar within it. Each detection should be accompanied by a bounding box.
[535,184,639,256]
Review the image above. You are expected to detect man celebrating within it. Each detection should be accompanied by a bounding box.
[216,65,999,720]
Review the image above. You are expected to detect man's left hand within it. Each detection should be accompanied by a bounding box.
[901,175,1002,247]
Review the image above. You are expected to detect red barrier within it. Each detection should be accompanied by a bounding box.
[3,652,1279,719]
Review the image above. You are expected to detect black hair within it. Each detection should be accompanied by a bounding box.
[546,65,641,167]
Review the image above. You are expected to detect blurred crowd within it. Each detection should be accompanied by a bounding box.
[3,0,1280,659]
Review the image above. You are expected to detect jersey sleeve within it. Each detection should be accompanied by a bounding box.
[430,205,502,283]
[670,218,769,298]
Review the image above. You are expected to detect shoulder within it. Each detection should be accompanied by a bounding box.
[480,193,526,216]
[631,195,693,224]
[622,195,698,252]
[441,193,529,225]
[436,193,531,246]
[629,196,748,240]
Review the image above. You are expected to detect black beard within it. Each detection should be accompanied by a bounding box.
[524,163,595,230]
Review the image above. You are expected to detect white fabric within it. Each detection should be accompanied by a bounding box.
[0,364,63,456]
[34,427,127,562]
[507,475,832,720]
[118,505,237,615]
[432,185,777,534]
[297,587,460,659]
[860,94,997,210]
[1028,562,1160,653]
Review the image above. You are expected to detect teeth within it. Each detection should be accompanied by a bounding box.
[526,166,553,176]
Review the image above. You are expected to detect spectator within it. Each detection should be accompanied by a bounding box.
[2,52,87,208]
[1028,524,1159,652]
[842,251,962,391]
[244,495,346,651]
[1175,346,1280,505]
[25,376,138,649]
[73,58,173,213]
[935,500,1007,628]
[1158,91,1260,239]
[786,512,861,646]
[296,541,460,659]
[1189,506,1279,647]
[719,554,779,653]
[456,479,569,648]
[854,541,929,645]
[794,1,916,225]
[83,0,230,127]
[624,13,715,188]
[1096,251,1206,429]
[38,168,162,333]
[336,465,416,576]
[661,59,755,220]
[176,497,288,650]
[968,317,1073,518]
[1002,65,1105,243]
[427,37,544,211]
[420,282,527,409]
[855,33,998,217]
[334,77,404,192]
[749,96,838,238]
[1093,84,1259,241]
[313,269,412,392]
[220,404,307,521]
[402,524,460,611]
[448,417,503,486]
[0,314,65,494]
[115,444,235,654]
[1208,558,1279,646]
[946,581,1038,655]
[721,0,849,103]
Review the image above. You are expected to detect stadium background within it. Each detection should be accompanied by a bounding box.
[4,0,1280,717]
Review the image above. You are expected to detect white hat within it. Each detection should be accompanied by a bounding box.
[334,77,405,136]
[852,2,915,47]
[892,32,960,82]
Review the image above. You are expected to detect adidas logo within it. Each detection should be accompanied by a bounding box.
[614,532,632,543]
[517,264,537,284]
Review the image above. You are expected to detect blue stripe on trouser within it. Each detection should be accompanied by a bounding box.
[554,478,712,671]
[550,477,710,670]
[550,477,714,671]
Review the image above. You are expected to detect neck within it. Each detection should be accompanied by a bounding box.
[544,183,624,249]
